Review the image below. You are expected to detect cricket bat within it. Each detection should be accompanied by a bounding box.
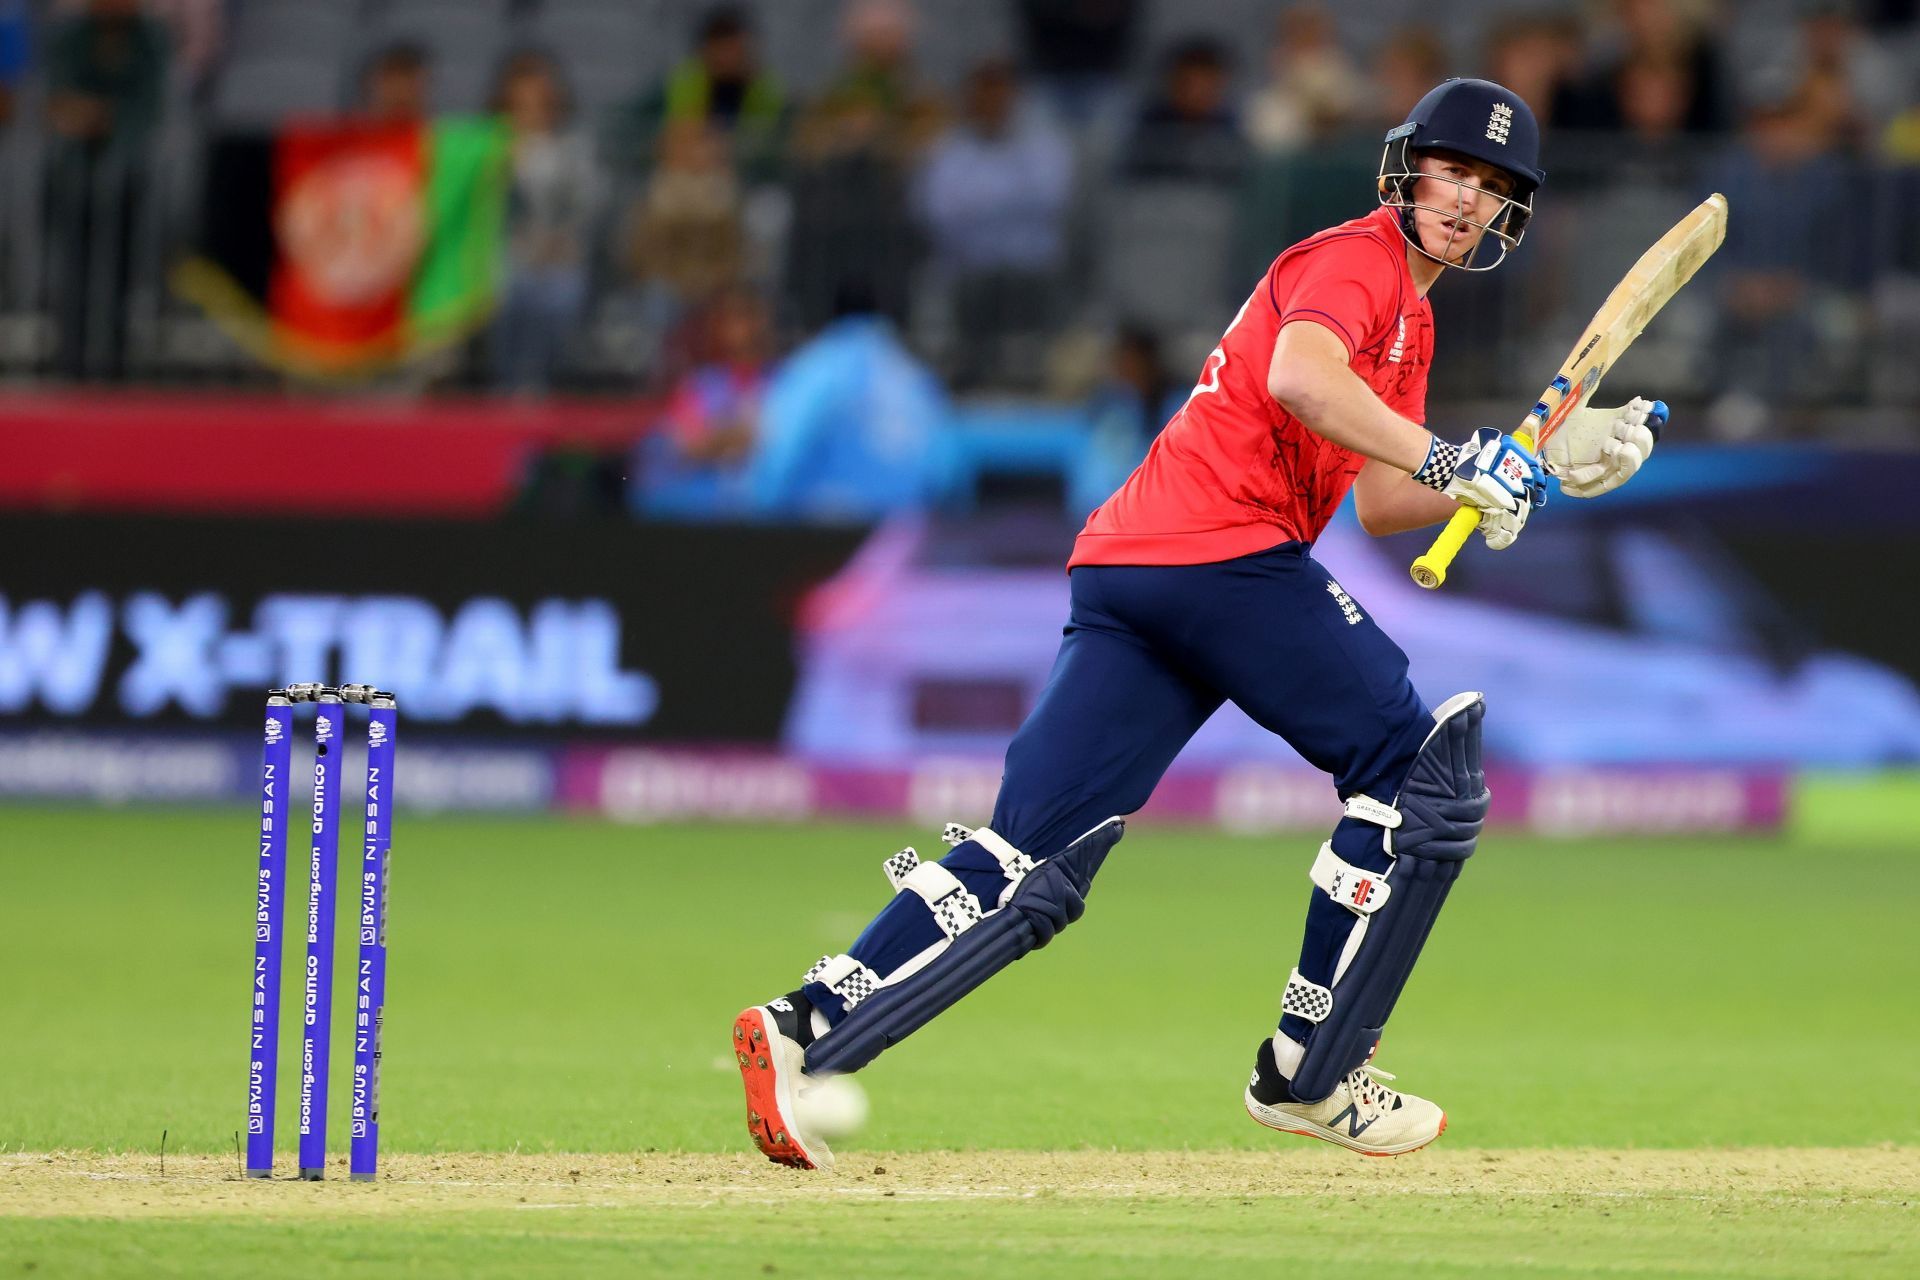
[1409,192,1729,590]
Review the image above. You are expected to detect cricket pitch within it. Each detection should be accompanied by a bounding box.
[5,1147,1916,1279]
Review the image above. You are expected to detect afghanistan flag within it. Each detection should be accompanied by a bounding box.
[176,117,511,377]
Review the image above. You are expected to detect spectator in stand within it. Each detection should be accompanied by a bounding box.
[47,0,167,163]
[1790,0,1908,148]
[46,0,169,380]
[1103,324,1182,434]
[624,120,748,355]
[1793,62,1867,158]
[619,6,786,181]
[362,42,430,124]
[489,51,601,395]
[1073,323,1185,513]
[634,286,773,516]
[667,286,771,465]
[1605,51,1701,186]
[1887,100,1920,162]
[1874,69,1920,393]
[1361,26,1450,133]
[748,284,952,520]
[1560,0,1731,135]
[915,59,1074,389]
[55,0,221,95]
[0,0,29,127]
[1238,9,1375,253]
[146,0,221,97]
[795,0,943,158]
[1480,14,1587,134]
[784,0,935,331]
[1015,0,1140,128]
[1246,3,1364,154]
[1121,38,1246,185]
[1706,78,1872,430]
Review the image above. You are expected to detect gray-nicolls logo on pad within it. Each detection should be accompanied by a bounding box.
[1486,102,1513,143]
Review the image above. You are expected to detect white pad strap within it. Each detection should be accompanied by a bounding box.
[883,847,921,891]
[804,953,882,1010]
[1309,843,1392,915]
[941,823,972,847]
[901,862,984,939]
[963,825,1039,879]
[1343,794,1402,829]
[1281,967,1332,1024]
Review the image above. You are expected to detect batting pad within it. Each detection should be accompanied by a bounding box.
[1290,692,1489,1102]
[805,817,1125,1076]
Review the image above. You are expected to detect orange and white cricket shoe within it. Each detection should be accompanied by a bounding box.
[732,999,835,1171]
[1243,1035,1446,1157]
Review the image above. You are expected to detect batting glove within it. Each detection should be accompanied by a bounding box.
[1413,428,1547,551]
[1544,396,1667,498]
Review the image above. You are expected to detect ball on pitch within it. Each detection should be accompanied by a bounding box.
[796,1075,870,1139]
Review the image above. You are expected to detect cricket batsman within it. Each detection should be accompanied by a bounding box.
[733,78,1667,1166]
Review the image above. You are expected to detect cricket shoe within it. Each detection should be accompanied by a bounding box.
[1243,1035,1446,1157]
[732,996,835,1171]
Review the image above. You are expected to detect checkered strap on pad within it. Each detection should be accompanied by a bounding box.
[883,847,921,891]
[899,862,985,938]
[1309,843,1392,914]
[805,953,882,1010]
[1281,967,1333,1024]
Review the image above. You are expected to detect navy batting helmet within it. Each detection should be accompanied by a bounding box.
[1378,78,1544,271]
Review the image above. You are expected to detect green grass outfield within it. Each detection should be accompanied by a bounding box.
[3,778,1918,1276]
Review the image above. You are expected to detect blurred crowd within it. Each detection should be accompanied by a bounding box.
[6,0,1920,503]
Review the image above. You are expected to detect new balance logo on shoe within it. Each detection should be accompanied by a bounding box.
[1330,1103,1378,1139]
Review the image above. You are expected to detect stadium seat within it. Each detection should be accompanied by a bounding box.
[378,0,515,24]
[1101,182,1236,345]
[737,0,844,97]
[432,57,508,115]
[565,60,648,116]
[212,55,346,125]
[524,0,675,98]
[358,2,511,66]
[229,0,357,61]
[1134,0,1276,82]
[913,0,1019,89]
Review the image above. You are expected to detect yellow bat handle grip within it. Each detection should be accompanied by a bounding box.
[1410,507,1479,589]
[1408,427,1537,590]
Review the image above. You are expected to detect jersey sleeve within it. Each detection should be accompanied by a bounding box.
[1266,235,1404,362]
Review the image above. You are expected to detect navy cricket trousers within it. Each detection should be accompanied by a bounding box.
[990,542,1434,856]
[840,541,1439,1028]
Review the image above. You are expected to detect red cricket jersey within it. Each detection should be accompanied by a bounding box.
[1070,206,1434,568]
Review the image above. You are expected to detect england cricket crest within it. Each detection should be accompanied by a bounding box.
[1485,102,1514,144]
[1325,579,1363,626]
